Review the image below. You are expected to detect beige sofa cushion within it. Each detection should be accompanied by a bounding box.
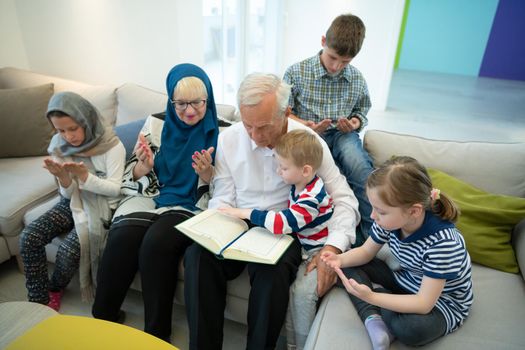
[0,84,54,157]
[217,104,238,122]
[0,237,10,264]
[116,83,167,126]
[0,157,57,237]
[305,130,525,350]
[0,67,117,125]
[0,301,58,349]
[306,264,525,350]
[364,130,525,197]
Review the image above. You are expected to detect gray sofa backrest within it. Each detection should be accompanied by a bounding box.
[364,130,525,197]
[0,67,240,129]
[0,67,117,126]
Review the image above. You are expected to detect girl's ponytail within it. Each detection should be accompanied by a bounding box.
[430,189,460,222]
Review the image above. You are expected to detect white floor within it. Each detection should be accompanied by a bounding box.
[0,258,248,350]
[1,69,524,349]
[366,69,525,143]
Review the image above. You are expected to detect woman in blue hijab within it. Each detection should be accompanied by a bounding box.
[93,64,219,343]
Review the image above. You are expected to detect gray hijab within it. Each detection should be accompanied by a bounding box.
[47,92,118,157]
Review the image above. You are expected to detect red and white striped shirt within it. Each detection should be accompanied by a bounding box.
[250,175,333,248]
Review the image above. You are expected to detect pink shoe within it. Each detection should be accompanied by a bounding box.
[47,290,64,312]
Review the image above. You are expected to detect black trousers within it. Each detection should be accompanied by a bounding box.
[92,210,194,341]
[184,236,302,350]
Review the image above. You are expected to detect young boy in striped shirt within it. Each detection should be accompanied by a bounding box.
[220,129,334,348]
[220,129,333,247]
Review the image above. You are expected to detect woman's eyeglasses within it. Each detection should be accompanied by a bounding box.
[170,99,206,111]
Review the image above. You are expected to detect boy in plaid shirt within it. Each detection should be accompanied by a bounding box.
[284,14,373,249]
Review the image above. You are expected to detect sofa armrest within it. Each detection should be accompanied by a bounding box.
[305,288,371,350]
[512,218,525,280]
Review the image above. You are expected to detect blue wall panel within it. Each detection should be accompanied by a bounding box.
[399,0,499,76]
[480,0,525,81]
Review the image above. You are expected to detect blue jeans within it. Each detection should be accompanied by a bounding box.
[322,129,373,245]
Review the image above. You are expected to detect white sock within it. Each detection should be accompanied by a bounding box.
[364,314,394,350]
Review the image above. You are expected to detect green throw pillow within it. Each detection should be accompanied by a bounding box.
[429,168,525,273]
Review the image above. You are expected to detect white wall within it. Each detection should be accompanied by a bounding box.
[0,0,29,70]
[3,0,403,109]
[281,0,405,110]
[10,0,203,92]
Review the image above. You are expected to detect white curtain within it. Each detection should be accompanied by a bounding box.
[202,0,283,105]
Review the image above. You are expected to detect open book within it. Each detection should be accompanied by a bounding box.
[176,209,294,264]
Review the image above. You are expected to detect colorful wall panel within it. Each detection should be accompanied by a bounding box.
[480,0,525,81]
[396,0,524,81]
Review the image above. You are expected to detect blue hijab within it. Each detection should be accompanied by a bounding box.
[153,64,219,209]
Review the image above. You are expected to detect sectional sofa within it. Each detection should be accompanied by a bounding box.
[1,67,524,349]
[305,131,525,349]
[0,67,248,324]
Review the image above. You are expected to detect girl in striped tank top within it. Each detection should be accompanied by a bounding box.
[322,156,473,349]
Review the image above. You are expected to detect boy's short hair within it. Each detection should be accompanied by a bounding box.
[275,130,323,170]
[325,14,365,58]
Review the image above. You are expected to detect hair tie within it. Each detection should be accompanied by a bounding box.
[430,188,441,201]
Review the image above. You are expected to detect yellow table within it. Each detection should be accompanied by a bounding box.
[5,314,178,350]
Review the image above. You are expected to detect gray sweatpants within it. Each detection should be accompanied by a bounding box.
[285,248,320,350]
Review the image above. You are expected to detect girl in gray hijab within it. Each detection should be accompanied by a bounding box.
[19,91,126,311]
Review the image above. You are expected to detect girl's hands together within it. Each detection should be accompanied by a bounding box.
[320,250,342,269]
[63,161,89,183]
[43,158,67,178]
[334,267,373,301]
[320,251,374,302]
[192,147,215,183]
[43,158,72,188]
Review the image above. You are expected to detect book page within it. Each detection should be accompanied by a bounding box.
[229,227,288,258]
[178,210,248,247]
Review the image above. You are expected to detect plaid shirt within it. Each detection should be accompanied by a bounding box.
[283,52,371,131]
